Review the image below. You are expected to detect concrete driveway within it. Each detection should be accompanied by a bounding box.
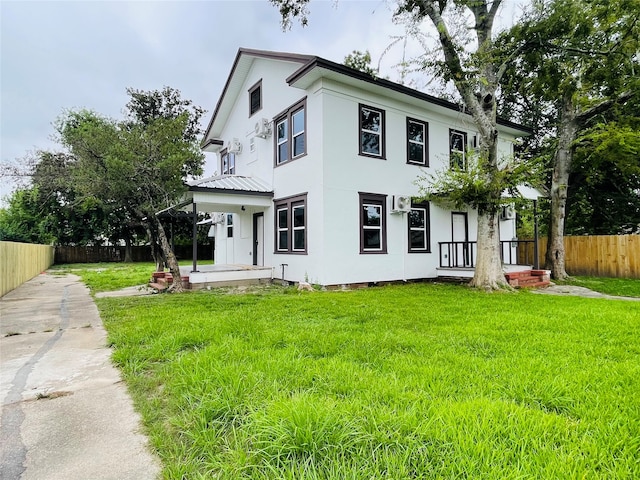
[0,273,161,480]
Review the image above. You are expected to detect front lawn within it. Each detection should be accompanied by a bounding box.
[51,262,158,293]
[95,281,640,479]
[560,276,640,298]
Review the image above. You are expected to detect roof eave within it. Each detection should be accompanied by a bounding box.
[287,57,532,136]
[201,48,315,148]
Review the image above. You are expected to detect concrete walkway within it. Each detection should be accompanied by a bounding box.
[532,284,640,301]
[0,273,161,480]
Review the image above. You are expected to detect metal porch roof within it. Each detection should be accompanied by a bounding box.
[187,175,273,194]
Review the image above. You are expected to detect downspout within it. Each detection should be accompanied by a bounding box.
[192,202,198,273]
[533,199,539,269]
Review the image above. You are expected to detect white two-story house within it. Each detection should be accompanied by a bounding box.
[179,48,533,287]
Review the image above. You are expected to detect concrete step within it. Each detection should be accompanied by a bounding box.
[150,271,191,290]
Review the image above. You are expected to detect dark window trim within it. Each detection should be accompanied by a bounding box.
[273,98,307,167]
[248,79,262,117]
[406,117,429,166]
[226,213,234,238]
[285,56,532,135]
[273,193,308,254]
[220,148,236,175]
[407,200,431,253]
[359,192,387,254]
[358,103,386,159]
[449,129,467,170]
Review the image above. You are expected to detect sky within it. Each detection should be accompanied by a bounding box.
[0,0,524,205]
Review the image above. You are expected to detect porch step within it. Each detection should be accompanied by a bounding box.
[505,269,551,289]
[150,271,191,290]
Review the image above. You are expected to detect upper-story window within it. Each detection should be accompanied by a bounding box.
[407,118,429,166]
[249,80,262,117]
[359,104,385,158]
[275,98,306,166]
[221,150,235,175]
[450,129,467,170]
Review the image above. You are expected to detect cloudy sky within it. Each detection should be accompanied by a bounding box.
[1,0,524,203]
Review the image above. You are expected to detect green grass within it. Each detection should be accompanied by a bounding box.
[51,262,158,293]
[50,261,211,294]
[92,278,640,479]
[559,276,640,298]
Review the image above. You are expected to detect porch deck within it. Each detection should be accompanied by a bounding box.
[436,240,550,287]
[151,264,274,290]
[186,264,273,287]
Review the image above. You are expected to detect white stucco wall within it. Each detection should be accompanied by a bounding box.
[206,55,523,285]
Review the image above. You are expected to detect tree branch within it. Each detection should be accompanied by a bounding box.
[577,90,635,124]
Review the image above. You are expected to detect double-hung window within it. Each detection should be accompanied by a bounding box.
[359,193,387,254]
[408,201,430,253]
[450,129,467,170]
[249,80,262,116]
[275,99,306,165]
[407,118,429,166]
[274,194,307,254]
[359,104,385,158]
[221,150,235,175]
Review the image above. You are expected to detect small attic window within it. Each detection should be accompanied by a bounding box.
[249,80,262,116]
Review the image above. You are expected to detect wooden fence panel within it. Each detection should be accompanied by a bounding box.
[1,241,55,297]
[522,235,639,278]
[54,244,214,264]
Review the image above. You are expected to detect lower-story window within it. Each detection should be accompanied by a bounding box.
[274,193,307,254]
[226,213,234,238]
[359,192,387,254]
[408,201,430,253]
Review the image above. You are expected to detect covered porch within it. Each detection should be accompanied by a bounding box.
[435,185,549,287]
[155,175,276,288]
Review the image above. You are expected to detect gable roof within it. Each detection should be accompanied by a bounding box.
[201,48,531,147]
[202,48,313,147]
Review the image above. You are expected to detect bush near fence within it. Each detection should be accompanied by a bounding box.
[520,235,639,279]
[1,241,55,297]
[54,244,214,264]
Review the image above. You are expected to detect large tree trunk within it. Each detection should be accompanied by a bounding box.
[469,113,508,290]
[546,96,578,280]
[123,236,133,263]
[421,0,510,290]
[145,223,165,272]
[152,215,185,293]
[470,210,508,290]
[545,92,632,279]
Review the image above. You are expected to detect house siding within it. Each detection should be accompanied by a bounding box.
[204,51,524,286]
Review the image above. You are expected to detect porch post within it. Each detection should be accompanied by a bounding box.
[192,202,198,273]
[533,199,539,269]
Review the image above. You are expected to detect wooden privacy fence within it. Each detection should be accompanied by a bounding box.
[1,241,55,297]
[54,244,214,264]
[519,235,639,278]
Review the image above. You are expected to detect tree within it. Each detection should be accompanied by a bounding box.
[272,0,531,290]
[500,0,640,279]
[0,187,54,243]
[344,50,378,76]
[567,117,640,235]
[56,87,205,291]
[0,151,112,246]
